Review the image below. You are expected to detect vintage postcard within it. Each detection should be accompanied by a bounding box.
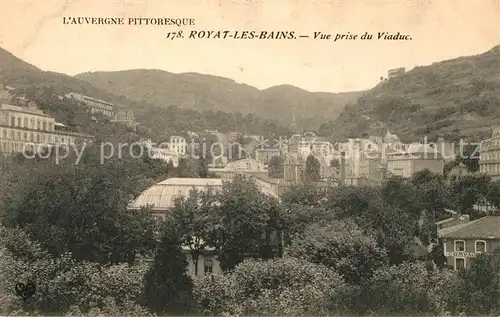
[1,0,500,316]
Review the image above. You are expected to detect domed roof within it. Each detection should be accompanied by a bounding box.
[128,177,279,211]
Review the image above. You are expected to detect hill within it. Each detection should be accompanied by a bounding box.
[75,69,362,128]
[0,47,293,139]
[319,44,500,142]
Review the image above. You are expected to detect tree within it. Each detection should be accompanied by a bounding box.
[193,257,347,316]
[456,248,500,315]
[211,176,283,270]
[281,182,328,208]
[172,189,218,276]
[142,224,194,314]
[458,144,480,173]
[410,170,449,219]
[0,227,151,315]
[304,154,321,182]
[371,206,418,265]
[198,157,210,178]
[330,158,340,168]
[361,262,458,315]
[268,156,284,178]
[287,220,388,284]
[2,146,158,264]
[428,243,448,268]
[325,185,418,264]
[447,173,491,216]
[485,180,500,210]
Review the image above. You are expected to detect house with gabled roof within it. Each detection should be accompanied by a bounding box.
[440,216,500,270]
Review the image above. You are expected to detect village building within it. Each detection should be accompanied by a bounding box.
[208,158,268,179]
[439,215,500,270]
[65,92,115,118]
[479,127,500,181]
[127,177,280,277]
[0,103,93,155]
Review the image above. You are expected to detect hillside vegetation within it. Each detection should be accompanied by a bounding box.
[75,70,362,128]
[0,47,292,139]
[320,44,500,142]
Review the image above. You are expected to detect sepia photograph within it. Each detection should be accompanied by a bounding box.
[0,0,500,315]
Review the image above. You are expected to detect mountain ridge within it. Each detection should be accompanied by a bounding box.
[319,43,500,142]
[75,69,363,128]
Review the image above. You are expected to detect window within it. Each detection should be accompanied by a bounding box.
[43,121,47,131]
[476,240,486,253]
[455,258,466,271]
[10,116,15,126]
[30,118,35,128]
[24,118,28,128]
[37,120,41,130]
[204,259,213,274]
[17,117,21,127]
[454,240,465,252]
[393,169,404,176]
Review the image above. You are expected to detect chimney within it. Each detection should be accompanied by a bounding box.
[340,151,346,186]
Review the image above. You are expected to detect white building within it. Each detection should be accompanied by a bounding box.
[65,92,115,117]
[0,103,93,155]
[169,136,186,156]
[142,139,179,166]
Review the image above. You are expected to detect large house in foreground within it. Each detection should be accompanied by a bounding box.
[128,177,280,277]
[439,215,500,270]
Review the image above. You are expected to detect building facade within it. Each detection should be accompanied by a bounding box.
[255,148,282,164]
[169,136,187,156]
[128,177,280,277]
[0,104,93,155]
[114,109,138,130]
[385,144,444,178]
[439,216,500,270]
[65,92,115,117]
[142,139,179,167]
[479,127,500,181]
[209,158,268,179]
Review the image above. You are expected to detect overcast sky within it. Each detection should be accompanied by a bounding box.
[0,0,499,93]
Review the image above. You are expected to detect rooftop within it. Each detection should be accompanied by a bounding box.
[441,216,500,239]
[0,104,52,117]
[128,177,279,211]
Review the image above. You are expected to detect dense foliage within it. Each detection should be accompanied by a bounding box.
[3,142,500,316]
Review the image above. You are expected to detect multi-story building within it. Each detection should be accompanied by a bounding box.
[169,136,187,156]
[142,139,179,167]
[385,144,444,178]
[0,103,93,155]
[284,153,305,182]
[209,158,268,179]
[65,92,115,117]
[339,138,385,184]
[479,127,500,181]
[113,109,137,130]
[255,148,283,165]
